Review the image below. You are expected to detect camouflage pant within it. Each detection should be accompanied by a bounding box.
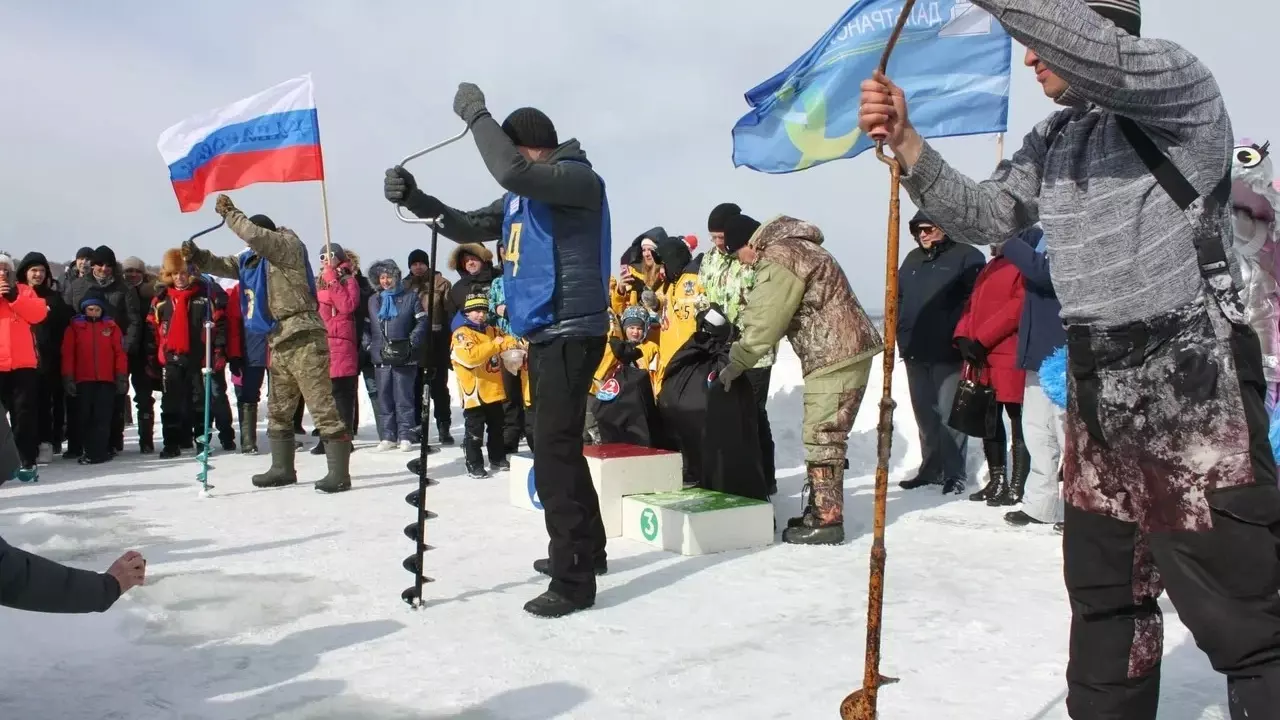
[1062,296,1280,718]
[802,356,872,466]
[266,330,347,441]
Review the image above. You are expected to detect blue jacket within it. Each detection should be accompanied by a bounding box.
[364,290,427,366]
[1000,227,1066,371]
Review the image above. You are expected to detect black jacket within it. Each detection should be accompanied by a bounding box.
[403,112,609,341]
[896,240,986,364]
[0,405,121,614]
[17,253,72,375]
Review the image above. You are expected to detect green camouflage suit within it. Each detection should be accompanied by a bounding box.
[186,209,347,441]
[719,216,883,529]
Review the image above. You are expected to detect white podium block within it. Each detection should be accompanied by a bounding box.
[508,453,540,511]
[621,489,774,556]
[507,444,683,537]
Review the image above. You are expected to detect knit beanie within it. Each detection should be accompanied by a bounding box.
[707,203,742,233]
[122,256,146,273]
[620,305,649,330]
[76,246,95,261]
[722,213,761,254]
[501,107,558,150]
[248,214,276,231]
[407,248,429,267]
[80,287,107,313]
[463,293,489,313]
[1086,0,1140,36]
[91,245,116,267]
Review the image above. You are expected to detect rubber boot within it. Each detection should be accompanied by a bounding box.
[970,439,1007,502]
[252,437,297,488]
[992,436,1031,506]
[239,403,259,454]
[782,463,845,545]
[137,411,155,454]
[314,438,352,494]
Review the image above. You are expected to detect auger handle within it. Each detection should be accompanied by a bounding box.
[394,126,471,226]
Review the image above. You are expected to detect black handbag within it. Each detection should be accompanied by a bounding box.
[948,363,998,438]
[379,321,412,366]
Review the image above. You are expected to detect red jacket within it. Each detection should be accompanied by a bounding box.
[954,255,1026,404]
[61,316,127,383]
[0,284,49,371]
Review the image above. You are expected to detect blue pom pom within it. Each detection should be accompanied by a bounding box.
[1038,346,1068,409]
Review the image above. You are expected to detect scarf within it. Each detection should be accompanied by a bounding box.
[377,288,401,320]
[164,285,199,355]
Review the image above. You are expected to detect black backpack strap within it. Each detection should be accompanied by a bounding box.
[1115,116,1233,280]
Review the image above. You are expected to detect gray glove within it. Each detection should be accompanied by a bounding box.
[63,377,76,397]
[452,83,487,126]
[384,166,417,205]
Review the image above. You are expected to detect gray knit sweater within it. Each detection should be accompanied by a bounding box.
[901,0,1234,325]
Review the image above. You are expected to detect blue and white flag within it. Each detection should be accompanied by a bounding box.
[732,0,1012,174]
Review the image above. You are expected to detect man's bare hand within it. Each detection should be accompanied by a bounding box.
[107,550,146,593]
[214,194,236,218]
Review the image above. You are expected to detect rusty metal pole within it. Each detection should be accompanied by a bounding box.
[840,2,916,717]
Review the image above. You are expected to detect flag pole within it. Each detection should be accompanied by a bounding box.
[319,177,334,257]
[996,132,1005,163]
[840,1,916,718]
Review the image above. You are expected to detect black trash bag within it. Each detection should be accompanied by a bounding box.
[948,363,998,438]
[590,360,663,447]
[656,307,768,501]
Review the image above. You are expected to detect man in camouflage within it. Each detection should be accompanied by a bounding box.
[716,212,883,545]
[182,194,352,493]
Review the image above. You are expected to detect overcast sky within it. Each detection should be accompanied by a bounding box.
[2,1,1276,308]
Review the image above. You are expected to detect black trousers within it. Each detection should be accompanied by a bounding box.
[414,329,453,428]
[211,371,234,443]
[160,363,206,449]
[529,336,606,604]
[130,368,155,441]
[37,368,65,448]
[463,402,506,469]
[77,382,116,462]
[0,369,40,466]
[332,375,359,435]
[502,367,526,455]
[743,366,776,493]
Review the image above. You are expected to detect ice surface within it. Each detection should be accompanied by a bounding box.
[0,343,1228,718]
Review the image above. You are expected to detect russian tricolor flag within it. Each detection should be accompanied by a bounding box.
[158,75,324,212]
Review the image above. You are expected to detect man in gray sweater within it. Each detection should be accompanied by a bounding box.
[860,1,1280,718]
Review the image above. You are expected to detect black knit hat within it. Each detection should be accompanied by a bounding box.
[723,213,761,254]
[76,246,94,260]
[407,249,429,267]
[707,203,742,233]
[248,214,276,231]
[91,245,116,267]
[501,107,558,150]
[1086,0,1140,36]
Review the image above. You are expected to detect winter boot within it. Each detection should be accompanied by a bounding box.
[437,420,455,446]
[159,446,181,459]
[523,590,592,618]
[1004,510,1047,527]
[252,437,298,488]
[239,403,259,454]
[534,555,608,577]
[314,438,352,494]
[970,440,1008,503]
[310,438,326,455]
[137,411,155,454]
[898,475,939,490]
[16,465,38,483]
[786,481,817,529]
[782,463,845,545]
[992,436,1031,506]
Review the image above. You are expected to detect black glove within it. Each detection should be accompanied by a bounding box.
[229,358,244,378]
[115,374,129,395]
[610,337,642,365]
[182,239,198,262]
[384,166,417,205]
[956,337,988,366]
[63,377,77,397]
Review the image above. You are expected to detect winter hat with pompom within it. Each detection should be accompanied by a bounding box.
[620,305,650,331]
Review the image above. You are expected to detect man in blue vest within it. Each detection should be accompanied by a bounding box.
[385,83,610,618]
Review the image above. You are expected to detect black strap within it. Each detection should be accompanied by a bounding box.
[1115,116,1233,278]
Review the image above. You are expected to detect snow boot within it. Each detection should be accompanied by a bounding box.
[786,480,817,529]
[534,555,608,577]
[159,446,181,459]
[991,437,1031,506]
[1004,510,1047,527]
[16,465,38,483]
[137,411,155,454]
[782,463,845,545]
[239,403,259,454]
[437,420,455,446]
[314,438,352,494]
[310,438,326,455]
[523,590,592,618]
[942,477,967,495]
[252,437,298,488]
[898,475,939,490]
[971,440,1007,503]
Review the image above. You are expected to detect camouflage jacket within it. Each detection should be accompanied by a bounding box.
[699,247,775,368]
[727,216,883,378]
[187,209,324,347]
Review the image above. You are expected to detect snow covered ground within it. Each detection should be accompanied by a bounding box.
[0,343,1229,719]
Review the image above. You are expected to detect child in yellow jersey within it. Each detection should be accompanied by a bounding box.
[651,237,705,395]
[451,294,512,478]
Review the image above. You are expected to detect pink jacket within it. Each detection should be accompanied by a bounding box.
[317,258,361,378]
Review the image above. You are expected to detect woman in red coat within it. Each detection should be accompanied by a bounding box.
[953,243,1031,506]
